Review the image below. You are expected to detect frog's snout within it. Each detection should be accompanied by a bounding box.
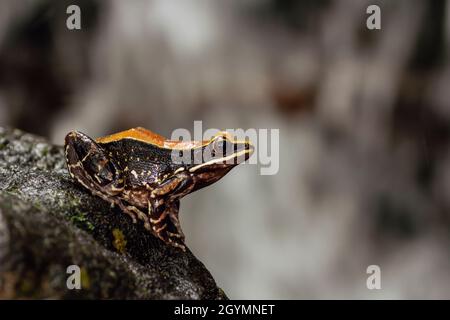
[245,141,254,160]
[234,140,254,163]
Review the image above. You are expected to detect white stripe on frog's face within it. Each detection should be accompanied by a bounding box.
[188,148,251,173]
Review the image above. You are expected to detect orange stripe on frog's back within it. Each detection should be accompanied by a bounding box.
[96,127,208,149]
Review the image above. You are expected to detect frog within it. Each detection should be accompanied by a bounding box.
[64,127,253,251]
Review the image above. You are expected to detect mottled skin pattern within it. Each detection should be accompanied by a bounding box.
[64,128,253,250]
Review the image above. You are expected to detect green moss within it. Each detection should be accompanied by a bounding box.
[0,137,7,150]
[41,147,49,157]
[63,193,84,211]
[5,186,20,195]
[70,212,95,232]
[112,228,127,254]
[33,201,44,211]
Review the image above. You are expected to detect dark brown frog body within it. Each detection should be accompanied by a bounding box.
[65,127,253,250]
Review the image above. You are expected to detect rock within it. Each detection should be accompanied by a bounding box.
[0,127,227,299]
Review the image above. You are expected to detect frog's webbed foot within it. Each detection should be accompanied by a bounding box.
[149,200,186,251]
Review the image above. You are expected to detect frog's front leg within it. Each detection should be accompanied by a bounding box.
[150,173,194,209]
[150,174,187,198]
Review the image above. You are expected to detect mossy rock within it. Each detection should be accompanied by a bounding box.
[0,127,227,299]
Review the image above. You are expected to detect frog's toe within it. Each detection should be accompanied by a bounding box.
[150,217,185,250]
[124,212,137,224]
[117,202,137,223]
[168,238,186,251]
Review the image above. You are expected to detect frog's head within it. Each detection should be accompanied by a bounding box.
[65,131,124,195]
[181,131,254,192]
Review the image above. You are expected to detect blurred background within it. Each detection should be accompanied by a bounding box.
[1,0,449,299]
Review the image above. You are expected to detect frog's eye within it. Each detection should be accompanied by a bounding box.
[213,137,233,157]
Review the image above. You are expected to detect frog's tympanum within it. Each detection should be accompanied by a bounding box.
[65,127,253,250]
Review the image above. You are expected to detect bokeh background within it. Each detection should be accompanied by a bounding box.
[1,0,450,299]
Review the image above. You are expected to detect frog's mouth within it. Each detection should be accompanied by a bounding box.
[188,142,253,173]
